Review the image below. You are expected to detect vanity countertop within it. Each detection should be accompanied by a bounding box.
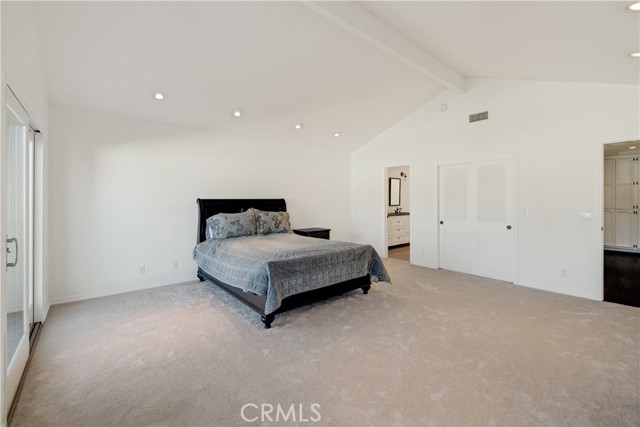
[387,212,410,217]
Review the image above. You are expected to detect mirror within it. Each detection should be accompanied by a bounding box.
[389,178,401,206]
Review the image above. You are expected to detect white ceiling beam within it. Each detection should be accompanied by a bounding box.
[300,1,466,93]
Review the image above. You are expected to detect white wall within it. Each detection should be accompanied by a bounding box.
[1,2,50,424]
[351,78,639,301]
[49,105,352,303]
[2,2,50,317]
[1,2,49,126]
[2,1,51,316]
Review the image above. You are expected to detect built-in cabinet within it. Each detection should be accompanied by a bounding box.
[387,215,410,247]
[604,156,639,251]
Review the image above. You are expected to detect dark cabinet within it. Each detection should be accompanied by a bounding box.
[293,227,331,240]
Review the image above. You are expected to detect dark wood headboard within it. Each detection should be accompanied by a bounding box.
[196,198,287,244]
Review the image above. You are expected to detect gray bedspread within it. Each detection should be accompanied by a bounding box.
[193,233,390,314]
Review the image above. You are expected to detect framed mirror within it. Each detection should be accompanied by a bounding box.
[389,178,401,206]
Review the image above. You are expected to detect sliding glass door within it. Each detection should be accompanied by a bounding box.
[4,88,33,408]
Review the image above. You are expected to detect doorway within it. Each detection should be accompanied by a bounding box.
[602,140,639,307]
[385,166,410,262]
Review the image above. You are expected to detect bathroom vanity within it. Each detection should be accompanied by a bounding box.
[387,213,410,247]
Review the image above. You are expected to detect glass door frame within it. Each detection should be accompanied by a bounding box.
[1,83,37,422]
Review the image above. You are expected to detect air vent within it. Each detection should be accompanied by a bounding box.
[469,111,489,123]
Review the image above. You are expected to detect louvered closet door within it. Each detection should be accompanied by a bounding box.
[439,158,515,282]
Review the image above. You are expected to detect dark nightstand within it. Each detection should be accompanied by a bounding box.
[293,227,331,240]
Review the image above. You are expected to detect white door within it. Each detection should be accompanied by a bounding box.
[603,159,616,247]
[3,88,32,412]
[614,210,639,249]
[439,158,515,282]
[439,164,475,275]
[615,158,636,210]
[636,208,640,250]
[603,210,615,246]
[604,159,615,210]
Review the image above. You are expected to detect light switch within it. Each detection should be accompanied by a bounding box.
[579,212,592,221]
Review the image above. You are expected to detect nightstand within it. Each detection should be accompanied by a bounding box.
[293,227,331,240]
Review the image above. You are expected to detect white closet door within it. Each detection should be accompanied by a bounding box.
[636,209,640,249]
[615,210,636,248]
[439,165,474,275]
[476,161,514,281]
[615,158,635,209]
[603,159,615,210]
[603,210,615,246]
[439,158,515,282]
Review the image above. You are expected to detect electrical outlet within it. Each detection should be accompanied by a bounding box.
[561,269,568,278]
[579,212,592,221]
[172,260,179,270]
[137,265,145,275]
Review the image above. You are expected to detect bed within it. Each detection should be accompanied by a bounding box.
[193,198,390,328]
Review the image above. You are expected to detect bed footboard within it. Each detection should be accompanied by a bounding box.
[197,267,371,328]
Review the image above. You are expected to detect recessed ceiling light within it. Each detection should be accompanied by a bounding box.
[294,123,304,130]
[333,132,341,138]
[152,91,165,101]
[232,110,243,118]
[630,52,640,58]
[626,2,640,11]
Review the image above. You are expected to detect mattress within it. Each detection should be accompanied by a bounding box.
[193,233,390,314]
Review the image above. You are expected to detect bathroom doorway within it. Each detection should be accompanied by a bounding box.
[385,166,410,262]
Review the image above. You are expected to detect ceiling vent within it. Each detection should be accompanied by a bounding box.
[469,111,489,123]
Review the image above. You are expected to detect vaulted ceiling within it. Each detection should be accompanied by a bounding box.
[31,1,640,152]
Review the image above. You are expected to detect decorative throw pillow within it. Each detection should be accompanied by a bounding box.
[206,209,257,240]
[256,210,292,235]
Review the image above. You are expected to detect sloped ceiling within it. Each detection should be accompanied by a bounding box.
[363,1,640,85]
[30,1,640,152]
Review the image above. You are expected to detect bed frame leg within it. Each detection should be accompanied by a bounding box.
[197,273,205,282]
[261,314,275,329]
[362,284,371,294]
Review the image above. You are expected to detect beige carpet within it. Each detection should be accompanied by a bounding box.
[11,259,640,427]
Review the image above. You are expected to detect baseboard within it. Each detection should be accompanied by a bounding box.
[49,274,198,306]
[514,280,600,302]
[604,246,640,254]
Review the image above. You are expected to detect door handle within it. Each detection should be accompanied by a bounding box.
[507,225,512,230]
[440,221,444,225]
[6,236,18,269]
